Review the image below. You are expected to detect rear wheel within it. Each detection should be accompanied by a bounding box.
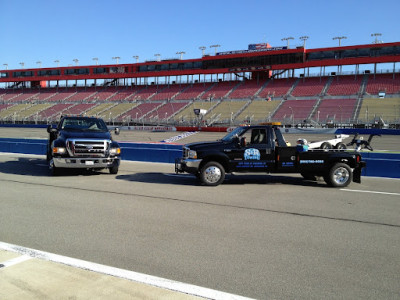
[200,161,225,186]
[324,163,352,187]
[335,142,347,150]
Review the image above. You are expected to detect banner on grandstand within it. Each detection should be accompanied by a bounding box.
[216,46,288,56]
[248,43,269,50]
[229,66,271,72]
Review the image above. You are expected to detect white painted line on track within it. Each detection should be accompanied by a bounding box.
[0,241,253,300]
[341,189,400,196]
[0,255,32,268]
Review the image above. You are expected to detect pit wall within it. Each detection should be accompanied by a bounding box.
[0,137,398,179]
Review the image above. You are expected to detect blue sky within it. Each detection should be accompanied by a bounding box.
[1,0,399,70]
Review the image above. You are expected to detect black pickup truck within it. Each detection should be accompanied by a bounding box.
[175,125,366,187]
[47,116,121,175]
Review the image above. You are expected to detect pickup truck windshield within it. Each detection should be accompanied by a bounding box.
[221,127,248,142]
[60,118,108,132]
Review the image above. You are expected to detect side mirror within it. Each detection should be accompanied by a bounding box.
[47,125,57,133]
[114,127,120,135]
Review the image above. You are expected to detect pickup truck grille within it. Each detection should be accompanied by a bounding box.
[66,139,111,157]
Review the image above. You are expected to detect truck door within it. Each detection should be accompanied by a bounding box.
[226,128,275,172]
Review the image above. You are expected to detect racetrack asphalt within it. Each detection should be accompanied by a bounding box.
[0,150,399,299]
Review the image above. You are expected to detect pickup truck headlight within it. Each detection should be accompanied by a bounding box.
[110,147,121,155]
[53,147,66,154]
[188,150,197,159]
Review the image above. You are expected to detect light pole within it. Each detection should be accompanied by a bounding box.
[36,61,42,68]
[19,62,25,68]
[371,33,382,44]
[288,106,294,126]
[299,36,309,48]
[54,60,60,67]
[176,51,185,60]
[133,56,139,63]
[93,57,99,65]
[333,36,347,46]
[3,63,8,70]
[73,59,79,66]
[112,56,120,64]
[281,37,294,49]
[154,54,161,61]
[210,44,220,55]
[199,46,206,56]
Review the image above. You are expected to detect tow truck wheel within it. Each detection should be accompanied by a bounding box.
[200,161,225,186]
[109,166,119,174]
[324,163,352,187]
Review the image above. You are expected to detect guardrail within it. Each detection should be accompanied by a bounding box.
[0,137,398,179]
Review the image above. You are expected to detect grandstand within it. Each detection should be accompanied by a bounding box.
[1,40,400,128]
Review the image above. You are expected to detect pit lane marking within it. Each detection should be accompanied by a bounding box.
[341,189,400,196]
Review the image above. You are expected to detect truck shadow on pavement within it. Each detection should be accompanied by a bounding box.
[0,157,50,177]
[0,157,104,177]
[117,172,328,188]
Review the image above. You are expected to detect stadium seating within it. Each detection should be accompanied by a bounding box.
[38,103,74,120]
[365,74,400,95]
[65,103,97,115]
[326,75,363,96]
[150,84,186,101]
[1,73,400,125]
[272,99,318,122]
[17,103,55,121]
[132,85,161,101]
[174,83,213,100]
[291,77,328,97]
[205,100,248,123]
[119,102,162,122]
[67,87,98,102]
[236,99,282,123]
[258,78,296,98]
[312,98,357,123]
[173,101,216,123]
[0,103,32,120]
[228,80,265,99]
[147,101,190,120]
[358,98,400,123]
[96,103,138,120]
[201,81,240,100]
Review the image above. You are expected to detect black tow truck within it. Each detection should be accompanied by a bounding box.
[47,116,121,175]
[175,125,366,187]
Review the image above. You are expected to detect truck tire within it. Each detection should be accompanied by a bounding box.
[200,161,225,186]
[49,160,60,176]
[334,142,347,150]
[324,163,352,187]
[109,166,119,174]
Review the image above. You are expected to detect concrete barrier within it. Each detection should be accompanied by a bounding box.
[0,138,398,179]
